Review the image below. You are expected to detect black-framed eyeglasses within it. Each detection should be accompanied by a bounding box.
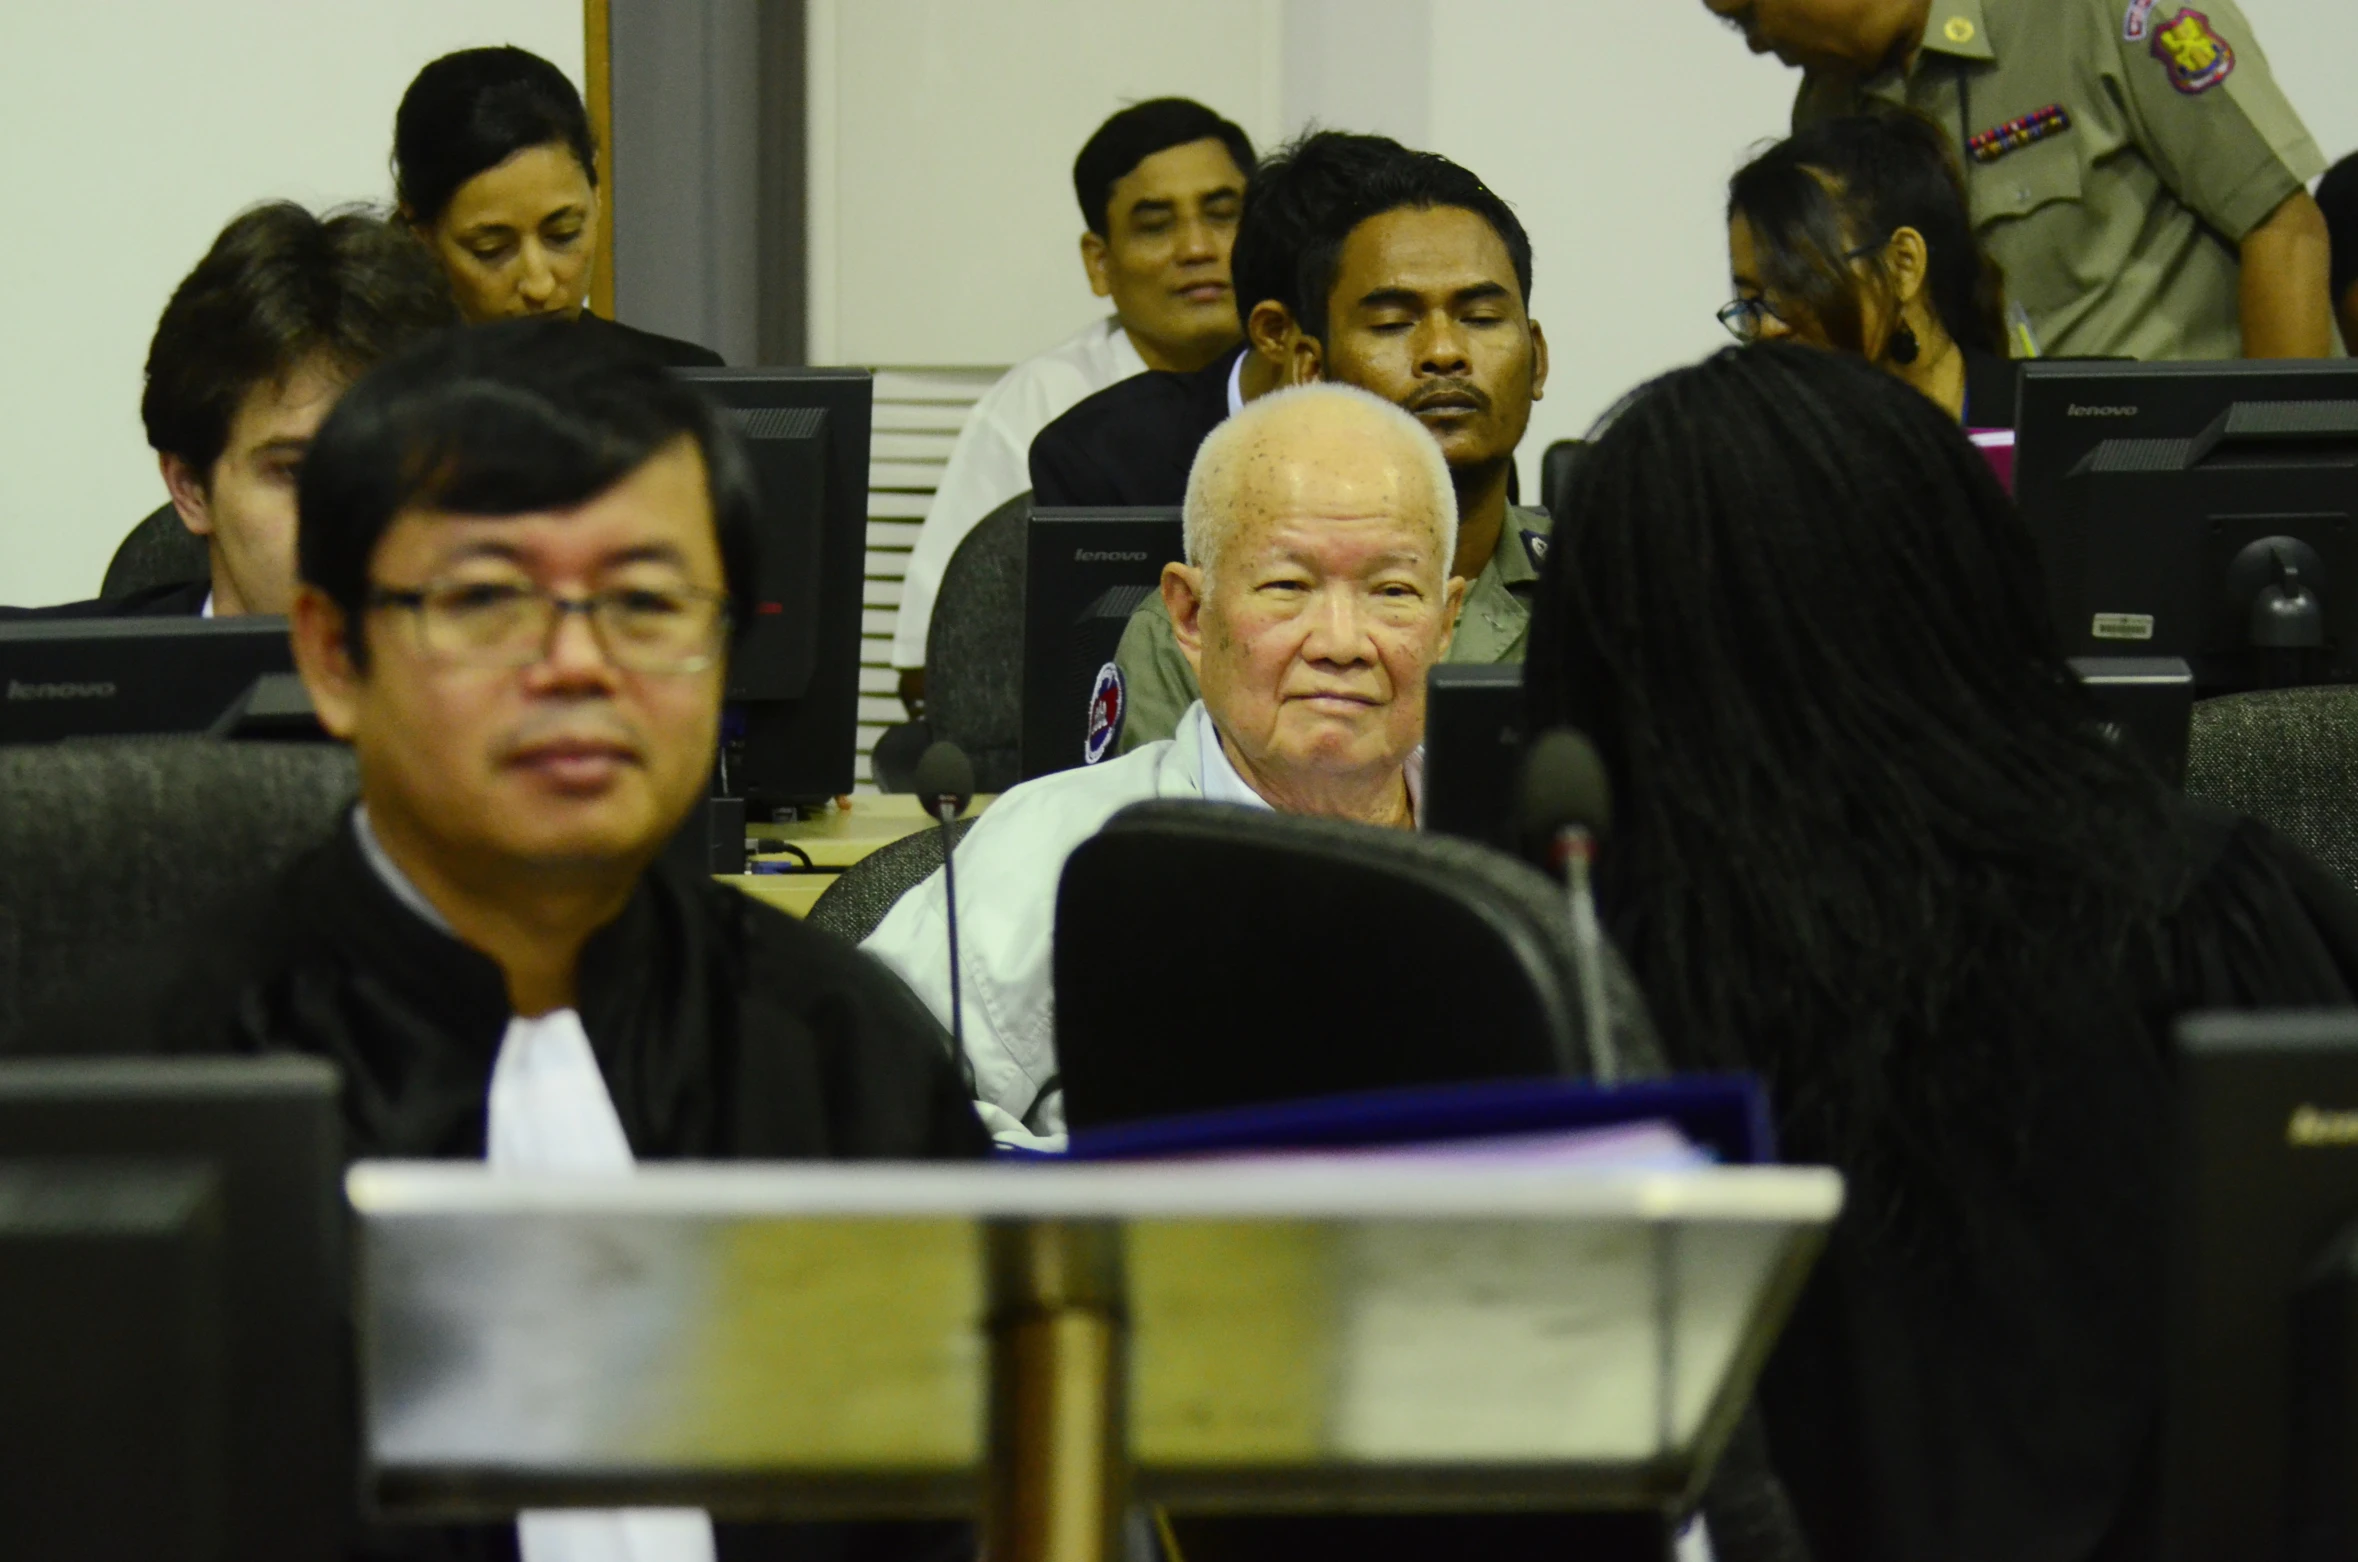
[368,579,732,673]
[1717,238,1895,345]
[1716,296,1784,345]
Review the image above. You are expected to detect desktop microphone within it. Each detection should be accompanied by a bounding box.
[1516,728,1620,1085]
[912,740,976,1056]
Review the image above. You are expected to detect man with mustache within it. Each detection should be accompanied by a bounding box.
[39,320,987,1557]
[1105,138,1549,754]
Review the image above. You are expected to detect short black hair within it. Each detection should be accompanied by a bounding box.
[1071,98,1255,237]
[141,202,460,479]
[1292,138,1534,342]
[1729,107,2007,357]
[1227,131,1408,331]
[297,318,759,665]
[394,46,597,225]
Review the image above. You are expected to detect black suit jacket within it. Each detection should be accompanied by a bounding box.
[1028,347,1238,508]
[578,311,726,370]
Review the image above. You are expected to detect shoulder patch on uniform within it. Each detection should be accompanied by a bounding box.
[2149,9,2234,94]
[1520,529,1549,567]
[1083,661,1125,765]
[1968,105,2074,165]
[2122,0,2157,42]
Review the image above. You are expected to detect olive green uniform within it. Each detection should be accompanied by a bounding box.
[1798,0,2323,361]
[1110,503,1553,755]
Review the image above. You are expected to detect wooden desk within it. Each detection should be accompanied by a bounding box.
[720,794,992,918]
[749,793,993,869]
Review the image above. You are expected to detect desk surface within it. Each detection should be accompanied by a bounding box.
[751,794,993,868]
[724,874,835,920]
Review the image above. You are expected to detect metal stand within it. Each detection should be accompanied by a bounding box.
[986,1221,1127,1562]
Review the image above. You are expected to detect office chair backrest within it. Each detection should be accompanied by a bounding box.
[0,739,357,1051]
[1539,439,1588,529]
[2185,686,2358,893]
[1051,799,1657,1130]
[923,492,1028,795]
[101,503,209,599]
[805,816,976,945]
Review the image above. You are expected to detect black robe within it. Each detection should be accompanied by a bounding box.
[42,816,987,1561]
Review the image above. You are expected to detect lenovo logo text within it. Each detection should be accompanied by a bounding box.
[7,678,118,701]
[1075,549,1150,563]
[2065,404,2139,418]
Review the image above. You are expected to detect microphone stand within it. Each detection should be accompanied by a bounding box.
[1556,824,1617,1086]
[936,793,964,1052]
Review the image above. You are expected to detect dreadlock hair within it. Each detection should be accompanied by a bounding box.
[1729,106,2006,358]
[1525,344,2185,1255]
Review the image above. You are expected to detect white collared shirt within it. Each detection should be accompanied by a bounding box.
[1189,703,1424,823]
[891,317,1148,668]
[864,703,1425,1149]
[1223,348,1247,417]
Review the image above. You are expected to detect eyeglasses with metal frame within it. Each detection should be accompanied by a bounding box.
[366,579,732,673]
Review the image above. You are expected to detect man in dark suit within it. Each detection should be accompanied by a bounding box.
[9,202,457,618]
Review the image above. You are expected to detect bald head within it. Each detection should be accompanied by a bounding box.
[1182,381,1457,589]
[1164,380,1466,823]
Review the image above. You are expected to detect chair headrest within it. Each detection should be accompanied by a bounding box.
[1051,798,1620,1131]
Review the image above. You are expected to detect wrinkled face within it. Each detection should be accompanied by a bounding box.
[1702,0,1919,74]
[1085,137,1248,369]
[421,142,598,323]
[301,438,726,882]
[1309,205,1546,475]
[165,354,347,616]
[1179,419,1462,791]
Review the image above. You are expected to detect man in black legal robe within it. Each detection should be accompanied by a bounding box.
[44,319,986,1560]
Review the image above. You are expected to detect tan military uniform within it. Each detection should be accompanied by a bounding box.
[1798,0,2323,361]
[1109,503,1553,755]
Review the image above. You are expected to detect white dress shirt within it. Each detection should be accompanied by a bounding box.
[861,703,1421,1150]
[890,317,1147,668]
[352,810,716,1562]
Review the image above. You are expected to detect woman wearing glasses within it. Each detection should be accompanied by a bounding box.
[1722,109,2019,434]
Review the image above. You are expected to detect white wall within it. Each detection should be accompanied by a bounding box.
[0,2,582,607]
[808,0,1285,367]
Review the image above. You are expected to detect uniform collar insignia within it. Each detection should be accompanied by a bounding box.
[1919,0,1995,63]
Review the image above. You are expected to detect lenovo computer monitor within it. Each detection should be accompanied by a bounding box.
[0,1055,346,1559]
[679,367,872,811]
[2056,400,2358,690]
[2168,1011,2358,1558]
[0,617,294,744]
[2016,361,2358,653]
[1019,505,1185,780]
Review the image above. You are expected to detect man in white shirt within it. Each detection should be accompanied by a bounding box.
[890,96,1257,687]
[865,381,1464,1147]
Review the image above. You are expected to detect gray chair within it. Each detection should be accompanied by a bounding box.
[804,816,975,945]
[2185,685,2358,892]
[1051,799,1659,1131]
[922,491,1030,794]
[0,739,357,1051]
[101,503,209,599]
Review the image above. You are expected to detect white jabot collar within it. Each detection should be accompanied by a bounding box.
[199,591,214,618]
[352,807,714,1562]
[1188,703,1424,824]
[1224,349,1247,416]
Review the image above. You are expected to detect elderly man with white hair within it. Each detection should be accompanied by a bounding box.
[863,381,1464,1147]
